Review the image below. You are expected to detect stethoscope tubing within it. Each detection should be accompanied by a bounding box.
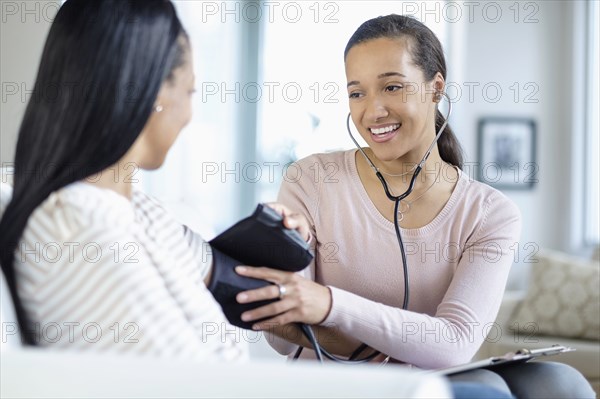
[346,91,452,201]
[297,92,453,364]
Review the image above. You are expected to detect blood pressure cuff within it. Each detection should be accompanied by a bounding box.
[207,247,276,329]
[209,204,313,272]
[207,204,314,329]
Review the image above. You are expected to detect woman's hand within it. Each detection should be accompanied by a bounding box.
[264,202,311,242]
[235,266,332,329]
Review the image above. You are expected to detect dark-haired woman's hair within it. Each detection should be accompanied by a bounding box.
[344,14,463,169]
[0,0,188,345]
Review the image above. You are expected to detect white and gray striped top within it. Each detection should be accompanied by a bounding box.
[15,182,247,361]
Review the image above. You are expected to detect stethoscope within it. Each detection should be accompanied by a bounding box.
[347,90,452,310]
[295,92,453,364]
[347,91,453,206]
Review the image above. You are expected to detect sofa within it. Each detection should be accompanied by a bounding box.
[0,173,450,398]
[475,249,600,396]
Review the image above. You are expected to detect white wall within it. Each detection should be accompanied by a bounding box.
[449,1,582,289]
[0,1,60,165]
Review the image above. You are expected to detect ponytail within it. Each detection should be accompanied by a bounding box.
[436,109,463,169]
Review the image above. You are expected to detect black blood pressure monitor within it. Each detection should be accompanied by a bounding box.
[210,204,313,272]
[207,204,313,329]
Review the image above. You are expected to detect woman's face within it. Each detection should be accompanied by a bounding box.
[345,37,443,164]
[134,45,195,170]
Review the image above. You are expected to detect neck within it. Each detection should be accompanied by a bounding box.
[365,146,444,179]
[83,161,134,200]
[357,150,444,198]
[397,159,444,194]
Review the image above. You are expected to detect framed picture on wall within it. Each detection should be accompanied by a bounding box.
[477,118,537,190]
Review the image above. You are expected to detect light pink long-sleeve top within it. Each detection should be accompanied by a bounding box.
[270,150,521,369]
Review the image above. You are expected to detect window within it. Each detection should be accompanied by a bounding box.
[140,1,448,235]
[256,2,447,203]
[139,1,249,236]
[584,0,599,245]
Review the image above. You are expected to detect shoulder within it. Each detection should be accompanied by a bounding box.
[278,150,354,220]
[280,149,354,191]
[285,150,353,183]
[130,187,171,221]
[18,183,139,285]
[26,182,135,243]
[457,171,522,240]
[131,187,165,210]
[461,173,521,219]
[291,150,352,168]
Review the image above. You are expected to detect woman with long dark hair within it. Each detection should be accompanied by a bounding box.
[235,14,595,398]
[0,0,311,360]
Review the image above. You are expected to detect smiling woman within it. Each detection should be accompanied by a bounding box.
[234,14,595,399]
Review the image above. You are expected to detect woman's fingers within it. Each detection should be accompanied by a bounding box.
[235,266,293,304]
[264,202,287,217]
[235,265,332,326]
[240,298,293,324]
[283,214,310,240]
[235,265,285,282]
[264,202,311,241]
[236,282,280,304]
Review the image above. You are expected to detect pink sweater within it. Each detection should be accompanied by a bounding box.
[271,150,521,369]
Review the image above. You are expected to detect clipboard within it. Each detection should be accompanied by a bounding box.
[428,345,575,376]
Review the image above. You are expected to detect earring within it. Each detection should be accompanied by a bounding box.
[434,92,443,103]
[154,105,164,113]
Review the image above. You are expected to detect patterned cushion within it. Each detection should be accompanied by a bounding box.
[511,249,600,341]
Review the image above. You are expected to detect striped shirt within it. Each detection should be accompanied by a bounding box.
[14,182,247,361]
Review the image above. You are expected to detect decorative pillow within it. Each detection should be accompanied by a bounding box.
[511,249,600,341]
[593,245,600,262]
